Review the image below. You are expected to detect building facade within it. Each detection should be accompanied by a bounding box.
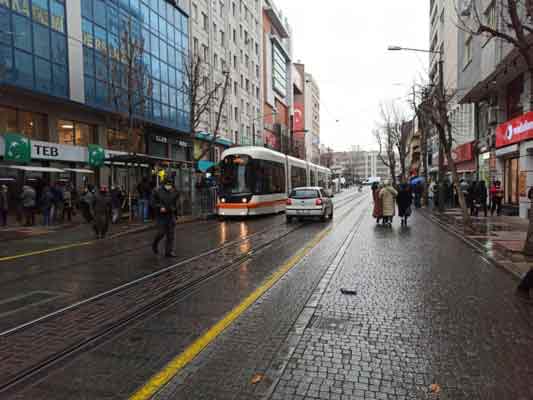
[189,0,262,160]
[304,72,320,164]
[456,1,533,217]
[0,0,192,195]
[261,0,292,154]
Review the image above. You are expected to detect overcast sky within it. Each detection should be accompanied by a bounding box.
[277,0,430,151]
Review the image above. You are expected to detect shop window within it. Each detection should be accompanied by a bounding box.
[57,120,74,144]
[33,23,51,59]
[0,106,17,134]
[19,110,48,140]
[32,0,49,27]
[107,128,124,150]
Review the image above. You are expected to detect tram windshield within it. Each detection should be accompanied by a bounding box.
[220,155,253,195]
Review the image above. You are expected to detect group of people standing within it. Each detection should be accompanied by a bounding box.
[372,181,413,227]
[18,182,76,227]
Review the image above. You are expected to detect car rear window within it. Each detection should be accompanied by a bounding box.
[290,189,319,199]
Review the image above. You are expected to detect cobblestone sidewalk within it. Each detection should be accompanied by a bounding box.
[422,208,532,280]
[268,212,533,400]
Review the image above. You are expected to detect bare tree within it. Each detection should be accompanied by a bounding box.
[108,18,152,219]
[109,18,152,154]
[183,54,230,163]
[374,102,410,185]
[419,81,472,228]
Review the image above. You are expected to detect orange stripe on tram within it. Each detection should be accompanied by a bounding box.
[217,199,287,209]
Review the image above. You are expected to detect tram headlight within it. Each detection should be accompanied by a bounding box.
[242,198,248,203]
[221,198,226,203]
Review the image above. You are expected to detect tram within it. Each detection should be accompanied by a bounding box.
[217,146,332,217]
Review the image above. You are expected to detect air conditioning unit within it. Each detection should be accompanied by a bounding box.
[488,107,499,125]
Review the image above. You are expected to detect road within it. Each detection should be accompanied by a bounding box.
[0,188,532,399]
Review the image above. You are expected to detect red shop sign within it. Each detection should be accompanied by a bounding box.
[496,111,533,148]
[442,141,474,166]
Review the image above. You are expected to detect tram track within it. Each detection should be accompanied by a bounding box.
[0,190,369,395]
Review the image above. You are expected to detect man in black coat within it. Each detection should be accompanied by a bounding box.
[151,180,180,257]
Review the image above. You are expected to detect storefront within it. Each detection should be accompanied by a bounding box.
[0,134,101,192]
[450,141,476,179]
[495,111,533,217]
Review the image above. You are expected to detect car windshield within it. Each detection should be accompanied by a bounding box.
[290,189,319,199]
[220,155,253,195]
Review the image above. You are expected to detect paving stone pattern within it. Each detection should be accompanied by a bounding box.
[270,212,533,400]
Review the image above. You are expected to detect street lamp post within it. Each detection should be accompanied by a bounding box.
[251,108,277,147]
[388,45,445,211]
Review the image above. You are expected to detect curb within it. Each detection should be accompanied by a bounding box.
[419,209,526,281]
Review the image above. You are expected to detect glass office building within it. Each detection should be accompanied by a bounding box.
[0,0,191,195]
[81,0,190,133]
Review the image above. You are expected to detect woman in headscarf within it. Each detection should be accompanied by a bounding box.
[379,180,398,226]
[371,182,383,225]
[397,183,413,227]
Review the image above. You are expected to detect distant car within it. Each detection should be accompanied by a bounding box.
[286,187,333,223]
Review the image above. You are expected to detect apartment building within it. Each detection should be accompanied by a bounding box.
[190,0,262,161]
[304,72,320,164]
[262,0,292,154]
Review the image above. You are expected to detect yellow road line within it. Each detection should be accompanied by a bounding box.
[129,226,332,400]
[0,241,94,262]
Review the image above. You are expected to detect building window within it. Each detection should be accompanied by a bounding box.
[57,120,96,146]
[464,35,472,67]
[192,2,198,21]
[106,128,128,151]
[272,43,288,97]
[0,108,48,140]
[202,12,208,31]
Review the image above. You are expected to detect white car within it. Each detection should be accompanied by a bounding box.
[286,187,333,223]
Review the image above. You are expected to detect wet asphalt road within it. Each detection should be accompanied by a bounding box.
[3,188,533,399]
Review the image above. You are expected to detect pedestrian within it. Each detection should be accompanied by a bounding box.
[151,179,180,257]
[413,183,422,209]
[379,180,398,227]
[62,185,73,222]
[0,185,8,227]
[92,186,111,239]
[371,182,383,225]
[490,181,503,216]
[110,185,123,224]
[40,185,54,226]
[80,186,95,223]
[428,180,435,208]
[20,184,36,226]
[397,183,413,227]
[137,177,152,222]
[468,181,478,216]
[477,180,488,217]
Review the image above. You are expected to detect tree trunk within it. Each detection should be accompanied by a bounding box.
[440,128,472,229]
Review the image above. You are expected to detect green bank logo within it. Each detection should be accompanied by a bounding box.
[88,144,105,168]
[4,133,31,163]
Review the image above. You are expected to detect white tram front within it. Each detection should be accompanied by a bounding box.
[217,147,331,217]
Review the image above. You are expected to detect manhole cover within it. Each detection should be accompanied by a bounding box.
[311,317,350,332]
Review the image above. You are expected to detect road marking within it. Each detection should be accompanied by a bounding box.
[0,241,94,262]
[129,226,332,400]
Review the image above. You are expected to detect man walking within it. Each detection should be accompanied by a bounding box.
[0,185,8,227]
[93,186,111,239]
[151,179,179,257]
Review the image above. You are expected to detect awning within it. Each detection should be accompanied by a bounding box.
[64,168,95,174]
[7,166,65,173]
[195,132,233,148]
[198,160,215,172]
